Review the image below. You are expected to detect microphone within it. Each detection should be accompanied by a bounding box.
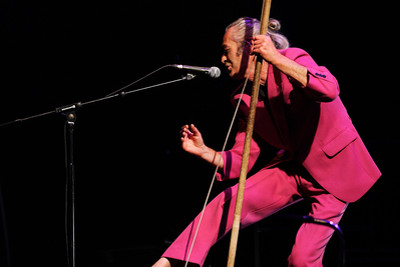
[171,64,221,78]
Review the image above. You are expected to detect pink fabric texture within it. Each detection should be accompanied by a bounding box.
[162,48,381,266]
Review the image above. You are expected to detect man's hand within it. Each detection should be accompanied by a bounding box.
[180,124,223,169]
[251,35,308,87]
[180,124,207,156]
[251,35,280,64]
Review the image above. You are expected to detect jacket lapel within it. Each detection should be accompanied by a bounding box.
[264,64,291,150]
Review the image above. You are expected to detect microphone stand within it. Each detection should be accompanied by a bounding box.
[0,73,196,267]
[0,73,196,128]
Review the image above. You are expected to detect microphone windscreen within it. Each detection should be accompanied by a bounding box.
[209,67,221,78]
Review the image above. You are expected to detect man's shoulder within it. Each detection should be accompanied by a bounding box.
[279,47,309,58]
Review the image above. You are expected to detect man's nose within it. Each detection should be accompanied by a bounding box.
[221,55,227,64]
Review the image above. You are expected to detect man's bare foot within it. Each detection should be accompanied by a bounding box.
[151,257,171,267]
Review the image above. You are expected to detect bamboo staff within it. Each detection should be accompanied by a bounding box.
[226,1,272,266]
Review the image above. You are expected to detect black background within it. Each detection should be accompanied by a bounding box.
[0,1,398,266]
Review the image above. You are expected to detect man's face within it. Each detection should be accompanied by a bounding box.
[221,27,250,79]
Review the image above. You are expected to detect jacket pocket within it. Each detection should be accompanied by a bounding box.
[322,127,358,158]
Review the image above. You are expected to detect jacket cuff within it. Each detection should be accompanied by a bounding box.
[302,67,340,102]
[215,151,230,181]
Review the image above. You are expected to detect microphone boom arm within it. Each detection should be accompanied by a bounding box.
[0,72,196,128]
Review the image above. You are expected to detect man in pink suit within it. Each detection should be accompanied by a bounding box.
[152,17,381,267]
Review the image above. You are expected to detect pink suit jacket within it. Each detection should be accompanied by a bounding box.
[218,48,381,203]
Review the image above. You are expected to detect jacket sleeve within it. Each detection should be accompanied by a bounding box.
[216,119,261,181]
[285,48,340,102]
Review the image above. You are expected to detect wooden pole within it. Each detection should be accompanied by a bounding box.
[226,1,272,266]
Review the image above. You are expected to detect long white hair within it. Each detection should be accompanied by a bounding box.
[226,17,290,51]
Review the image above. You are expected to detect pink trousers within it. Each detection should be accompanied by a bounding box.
[162,163,348,267]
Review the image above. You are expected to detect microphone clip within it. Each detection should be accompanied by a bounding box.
[184,73,196,80]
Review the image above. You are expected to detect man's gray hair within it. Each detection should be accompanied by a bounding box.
[226,17,290,50]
